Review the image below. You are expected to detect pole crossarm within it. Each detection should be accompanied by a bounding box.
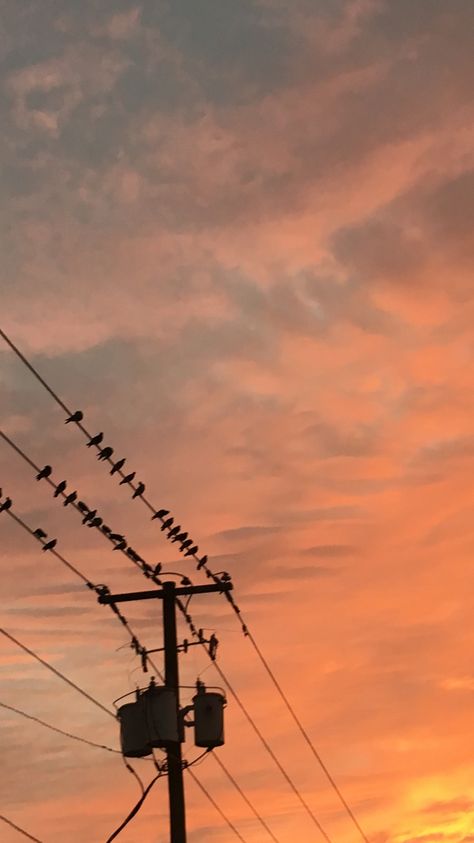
[98,582,233,604]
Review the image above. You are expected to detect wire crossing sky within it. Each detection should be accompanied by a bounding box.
[1,1,474,841]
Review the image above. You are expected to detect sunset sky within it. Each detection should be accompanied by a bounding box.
[1,1,474,841]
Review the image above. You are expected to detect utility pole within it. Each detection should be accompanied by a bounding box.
[98,580,232,843]
[163,581,186,843]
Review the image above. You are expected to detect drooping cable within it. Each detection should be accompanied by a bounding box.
[0,814,43,842]
[0,327,368,841]
[186,767,249,843]
[105,771,164,843]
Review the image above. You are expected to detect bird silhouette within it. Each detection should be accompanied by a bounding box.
[0,497,12,512]
[161,517,174,532]
[119,472,135,485]
[184,545,198,557]
[101,525,112,536]
[180,539,193,551]
[34,528,47,539]
[197,555,208,570]
[109,533,126,543]
[53,481,67,498]
[88,517,103,529]
[153,563,162,576]
[151,509,169,520]
[110,458,125,475]
[172,531,188,544]
[65,410,83,424]
[77,501,89,513]
[42,539,57,552]
[181,576,192,586]
[63,491,77,507]
[112,539,127,551]
[132,482,145,499]
[97,446,113,461]
[87,432,103,448]
[36,465,52,481]
[167,525,181,539]
[82,509,97,525]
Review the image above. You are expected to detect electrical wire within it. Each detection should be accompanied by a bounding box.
[1,503,164,683]
[0,814,43,843]
[211,753,281,843]
[243,624,370,843]
[1,449,330,837]
[0,431,168,679]
[0,628,152,795]
[0,700,121,754]
[0,627,114,719]
[187,767,248,843]
[105,772,163,843]
[0,327,368,841]
[210,656,332,842]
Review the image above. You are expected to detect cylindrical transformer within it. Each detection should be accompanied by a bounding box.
[193,690,225,748]
[118,699,152,758]
[145,686,180,747]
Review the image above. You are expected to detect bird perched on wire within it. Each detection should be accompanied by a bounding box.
[152,508,169,520]
[65,410,83,424]
[97,446,113,461]
[172,531,188,544]
[34,528,47,539]
[119,472,135,485]
[63,491,77,507]
[174,531,189,545]
[36,465,52,481]
[87,516,103,529]
[110,458,125,475]
[161,517,174,532]
[0,497,12,512]
[42,539,57,552]
[53,481,67,498]
[87,432,103,448]
[82,509,97,525]
[180,538,193,551]
[132,482,145,499]
[112,539,127,552]
[167,525,181,539]
[197,555,208,570]
[109,532,125,543]
[184,545,198,557]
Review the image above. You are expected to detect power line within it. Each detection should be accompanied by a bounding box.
[187,767,248,843]
[210,656,332,842]
[1,501,164,682]
[0,814,43,843]
[211,753,281,843]
[0,453,278,840]
[0,327,367,839]
[0,700,122,754]
[243,626,370,843]
[1,450,332,838]
[0,627,114,719]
